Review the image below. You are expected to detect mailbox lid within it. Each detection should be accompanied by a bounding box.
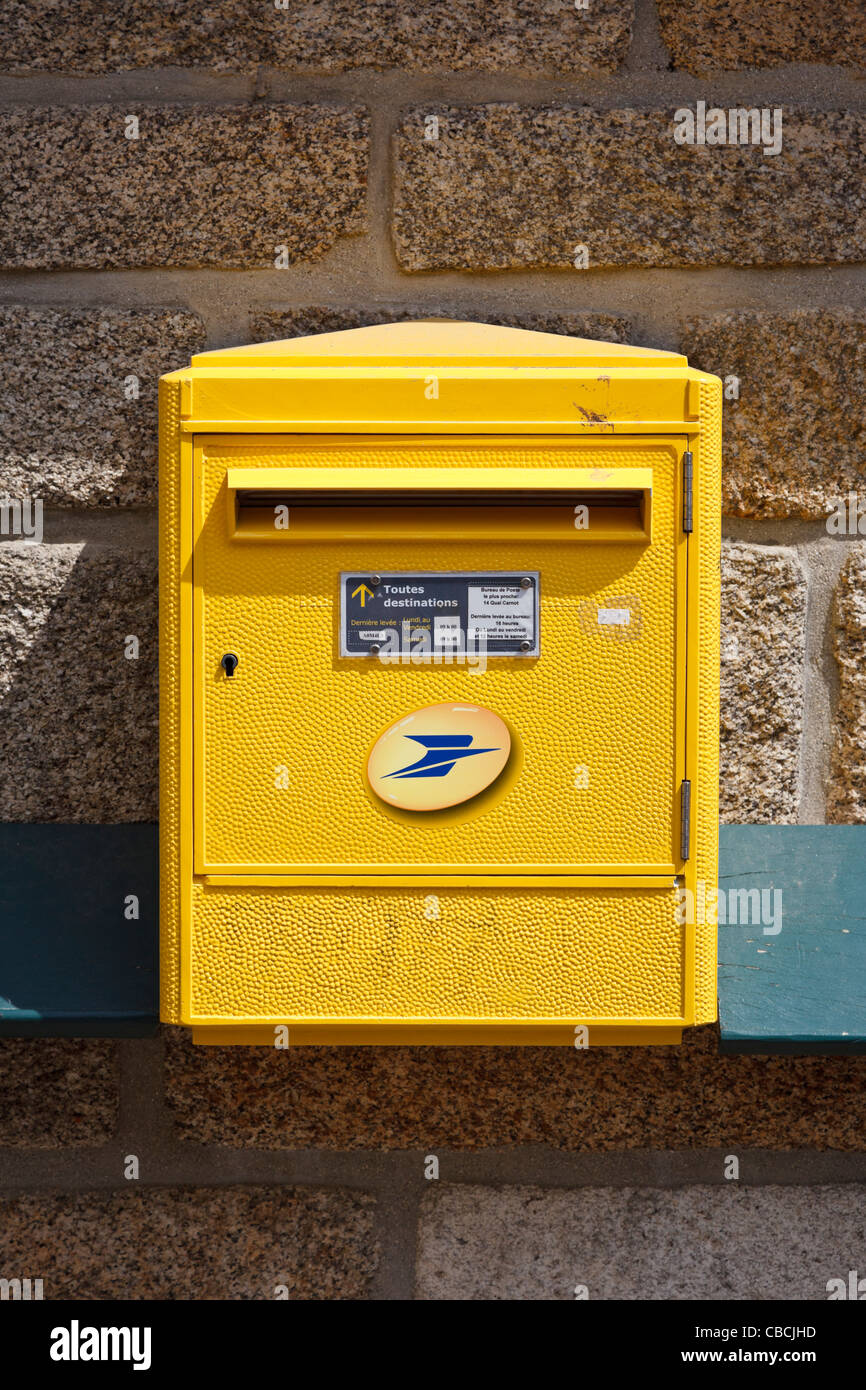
[193,434,687,878]
[191,318,687,368]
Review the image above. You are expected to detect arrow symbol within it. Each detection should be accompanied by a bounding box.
[352,583,374,608]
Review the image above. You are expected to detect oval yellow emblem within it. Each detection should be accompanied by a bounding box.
[366,703,511,811]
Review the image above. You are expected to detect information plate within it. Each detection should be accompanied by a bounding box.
[340,572,540,657]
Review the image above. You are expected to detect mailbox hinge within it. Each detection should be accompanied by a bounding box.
[680,779,692,861]
[682,450,694,533]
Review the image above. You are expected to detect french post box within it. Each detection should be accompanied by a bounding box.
[159,320,721,1044]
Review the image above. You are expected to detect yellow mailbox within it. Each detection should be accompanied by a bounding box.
[159,321,721,1045]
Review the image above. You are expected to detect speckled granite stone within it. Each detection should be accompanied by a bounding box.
[721,543,806,823]
[0,1188,376,1299]
[828,549,866,823]
[250,306,632,344]
[0,306,204,508]
[1,1,633,74]
[164,1024,866,1150]
[394,107,866,271]
[0,1038,116,1147]
[0,105,368,269]
[657,0,866,73]
[681,312,866,520]
[0,545,157,821]
[418,1185,866,1299]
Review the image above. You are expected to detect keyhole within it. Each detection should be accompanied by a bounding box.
[221,653,239,678]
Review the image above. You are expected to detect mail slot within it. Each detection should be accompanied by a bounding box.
[159,320,721,1044]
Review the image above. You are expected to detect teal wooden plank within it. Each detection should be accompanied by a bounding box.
[718,825,866,1053]
[0,825,158,1037]
[1,822,861,1048]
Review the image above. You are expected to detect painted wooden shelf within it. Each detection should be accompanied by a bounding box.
[0,825,157,1037]
[1,823,862,1049]
[718,825,866,1054]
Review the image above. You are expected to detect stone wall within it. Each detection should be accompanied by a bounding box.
[1,0,865,1300]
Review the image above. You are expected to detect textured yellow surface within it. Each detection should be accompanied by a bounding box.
[158,321,721,1041]
[158,376,182,1020]
[693,379,723,1022]
[189,882,684,1021]
[195,437,684,874]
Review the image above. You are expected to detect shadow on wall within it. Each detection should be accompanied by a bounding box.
[0,536,158,823]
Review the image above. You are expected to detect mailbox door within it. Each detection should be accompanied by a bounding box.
[193,435,688,878]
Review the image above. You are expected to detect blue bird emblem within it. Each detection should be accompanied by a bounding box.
[384,734,499,780]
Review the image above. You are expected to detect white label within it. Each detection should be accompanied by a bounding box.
[434,616,461,647]
[467,584,534,642]
[597,607,631,626]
